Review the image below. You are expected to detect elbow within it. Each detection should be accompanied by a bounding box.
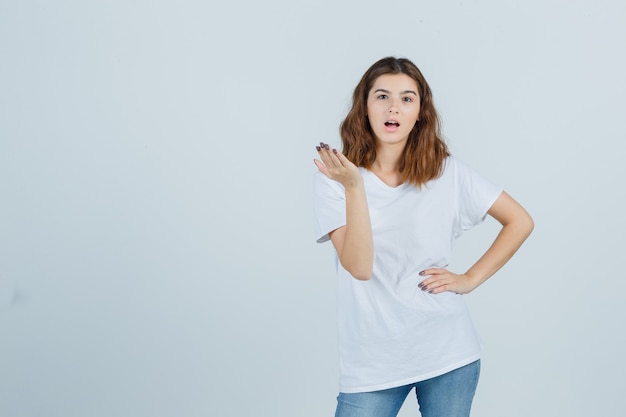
[523,213,535,238]
[516,212,534,241]
[351,270,372,281]
[340,261,373,281]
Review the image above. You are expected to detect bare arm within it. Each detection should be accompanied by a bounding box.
[315,143,373,280]
[418,191,534,294]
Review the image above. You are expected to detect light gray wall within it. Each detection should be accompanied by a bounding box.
[1,1,624,416]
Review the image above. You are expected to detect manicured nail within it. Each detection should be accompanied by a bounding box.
[333,148,337,154]
[428,289,434,294]
[325,144,330,150]
[320,142,324,147]
[419,271,425,276]
[316,146,321,151]
[417,282,423,288]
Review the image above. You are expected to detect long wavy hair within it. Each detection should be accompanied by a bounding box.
[340,57,449,187]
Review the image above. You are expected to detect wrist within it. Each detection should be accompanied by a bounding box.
[463,272,483,291]
[343,177,364,191]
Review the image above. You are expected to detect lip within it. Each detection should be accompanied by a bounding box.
[384,119,400,132]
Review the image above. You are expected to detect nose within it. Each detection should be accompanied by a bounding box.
[388,99,400,114]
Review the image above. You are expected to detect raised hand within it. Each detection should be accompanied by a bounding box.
[314,141,373,280]
[314,142,362,189]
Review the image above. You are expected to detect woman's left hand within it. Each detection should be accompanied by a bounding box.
[417,268,478,295]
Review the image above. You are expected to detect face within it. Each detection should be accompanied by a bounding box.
[366,73,421,147]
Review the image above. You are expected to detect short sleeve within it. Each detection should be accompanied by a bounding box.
[452,157,503,238]
[312,172,347,243]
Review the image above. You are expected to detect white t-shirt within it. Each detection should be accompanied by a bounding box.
[313,156,503,393]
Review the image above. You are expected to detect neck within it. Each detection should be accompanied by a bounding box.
[369,144,405,188]
[373,144,403,173]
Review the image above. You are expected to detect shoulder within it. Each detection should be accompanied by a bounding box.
[442,155,480,177]
[443,155,464,170]
[434,156,493,193]
[434,155,458,181]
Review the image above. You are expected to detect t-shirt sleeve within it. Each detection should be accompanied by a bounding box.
[452,157,503,238]
[312,171,346,243]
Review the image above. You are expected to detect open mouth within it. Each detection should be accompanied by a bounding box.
[385,121,400,127]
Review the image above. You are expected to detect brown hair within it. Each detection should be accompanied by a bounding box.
[340,57,449,187]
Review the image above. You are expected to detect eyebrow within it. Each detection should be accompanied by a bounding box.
[373,88,418,96]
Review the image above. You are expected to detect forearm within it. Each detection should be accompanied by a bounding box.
[337,184,374,280]
[465,215,534,288]
[314,143,374,280]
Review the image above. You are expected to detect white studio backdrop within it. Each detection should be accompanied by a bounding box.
[1,1,624,416]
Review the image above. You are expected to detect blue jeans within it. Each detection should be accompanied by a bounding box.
[335,360,480,417]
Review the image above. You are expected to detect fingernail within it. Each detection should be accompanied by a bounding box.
[320,142,324,147]
[325,144,330,150]
[417,282,423,288]
[419,271,425,276]
[428,289,434,294]
[333,148,337,154]
[421,286,428,292]
[316,146,321,151]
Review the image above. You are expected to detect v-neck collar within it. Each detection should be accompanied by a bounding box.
[361,168,410,191]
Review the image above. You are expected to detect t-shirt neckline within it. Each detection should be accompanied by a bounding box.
[361,168,411,191]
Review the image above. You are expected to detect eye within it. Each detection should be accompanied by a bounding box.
[376,94,388,100]
[402,96,414,103]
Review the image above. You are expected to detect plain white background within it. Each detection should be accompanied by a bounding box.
[1,0,624,416]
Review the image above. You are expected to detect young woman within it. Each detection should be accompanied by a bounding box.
[312,57,533,417]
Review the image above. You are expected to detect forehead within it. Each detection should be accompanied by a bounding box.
[370,73,419,93]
